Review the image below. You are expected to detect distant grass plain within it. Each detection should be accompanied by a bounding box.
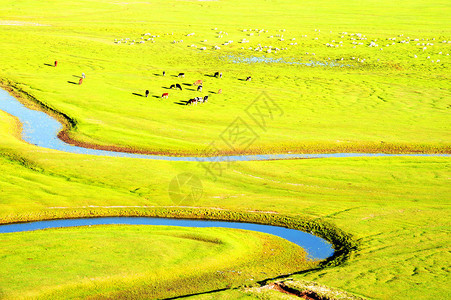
[0,0,450,299]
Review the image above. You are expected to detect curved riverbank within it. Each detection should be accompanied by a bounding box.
[0,207,358,268]
[0,81,449,161]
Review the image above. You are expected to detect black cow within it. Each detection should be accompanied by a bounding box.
[214,72,222,78]
[163,71,166,76]
[186,98,197,106]
[246,76,252,81]
[197,85,203,92]
[178,73,185,78]
[170,84,176,89]
[176,83,182,90]
[203,95,209,102]
[145,90,149,97]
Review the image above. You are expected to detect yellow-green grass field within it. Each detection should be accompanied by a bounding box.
[0,225,313,299]
[0,0,449,155]
[0,0,450,299]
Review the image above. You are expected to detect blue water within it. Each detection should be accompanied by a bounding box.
[0,217,334,260]
[0,89,448,161]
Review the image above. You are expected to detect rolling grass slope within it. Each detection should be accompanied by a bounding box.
[0,0,450,299]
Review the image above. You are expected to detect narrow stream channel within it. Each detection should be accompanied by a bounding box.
[0,217,334,260]
[0,88,448,161]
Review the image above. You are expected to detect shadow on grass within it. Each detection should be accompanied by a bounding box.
[67,81,78,85]
[132,92,144,97]
[72,75,82,78]
[44,63,54,67]
[174,101,188,106]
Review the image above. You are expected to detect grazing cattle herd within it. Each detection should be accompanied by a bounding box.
[55,60,251,107]
[147,71,251,106]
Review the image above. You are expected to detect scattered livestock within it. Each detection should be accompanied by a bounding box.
[197,85,202,92]
[163,71,166,76]
[178,73,185,78]
[218,89,222,94]
[176,83,182,90]
[81,73,86,79]
[214,72,222,78]
[170,84,176,89]
[78,78,83,85]
[246,76,252,81]
[162,93,169,99]
[54,60,58,67]
[145,90,149,97]
[193,80,203,86]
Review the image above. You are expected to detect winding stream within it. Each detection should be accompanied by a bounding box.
[0,88,448,161]
[0,86,448,263]
[0,217,333,260]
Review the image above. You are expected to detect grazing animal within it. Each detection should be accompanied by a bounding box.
[186,98,198,106]
[145,90,149,97]
[214,72,222,78]
[194,80,203,86]
[178,73,185,78]
[203,95,209,102]
[246,76,252,81]
[163,71,166,76]
[78,78,83,85]
[54,60,58,67]
[81,73,86,79]
[197,85,202,92]
[218,89,222,94]
[176,83,182,90]
[162,93,169,99]
[170,84,176,89]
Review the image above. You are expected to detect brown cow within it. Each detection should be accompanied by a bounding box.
[162,93,169,99]
[193,80,203,86]
[78,78,83,85]
[218,89,222,94]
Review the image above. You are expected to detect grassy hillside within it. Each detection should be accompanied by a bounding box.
[0,0,449,154]
[0,0,450,299]
[0,225,312,299]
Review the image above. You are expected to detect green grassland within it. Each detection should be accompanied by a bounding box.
[0,0,450,299]
[0,225,313,299]
[0,0,450,155]
[0,110,449,299]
